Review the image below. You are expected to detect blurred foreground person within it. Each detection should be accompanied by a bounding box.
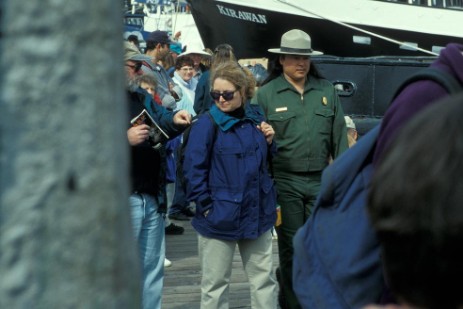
[367,93,463,309]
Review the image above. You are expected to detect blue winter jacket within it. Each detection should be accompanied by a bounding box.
[183,103,277,240]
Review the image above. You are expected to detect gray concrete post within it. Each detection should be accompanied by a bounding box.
[0,1,140,307]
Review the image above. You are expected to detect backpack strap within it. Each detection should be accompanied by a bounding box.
[205,110,219,134]
[392,68,463,101]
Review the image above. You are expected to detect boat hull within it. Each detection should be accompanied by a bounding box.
[312,55,435,135]
[188,0,463,58]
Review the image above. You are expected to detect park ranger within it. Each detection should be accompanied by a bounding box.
[253,29,348,309]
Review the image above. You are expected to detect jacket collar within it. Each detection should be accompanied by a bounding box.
[173,72,199,91]
[209,102,262,131]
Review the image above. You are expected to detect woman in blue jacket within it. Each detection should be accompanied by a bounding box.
[183,61,278,309]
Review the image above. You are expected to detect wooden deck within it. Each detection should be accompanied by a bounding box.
[162,219,280,309]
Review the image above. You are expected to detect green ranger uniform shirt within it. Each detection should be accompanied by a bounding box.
[254,75,348,173]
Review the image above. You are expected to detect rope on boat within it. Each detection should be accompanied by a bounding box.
[276,0,439,56]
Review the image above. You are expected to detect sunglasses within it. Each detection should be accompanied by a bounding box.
[210,90,238,101]
[125,62,142,72]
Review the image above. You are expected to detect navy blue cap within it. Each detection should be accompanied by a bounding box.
[147,30,173,45]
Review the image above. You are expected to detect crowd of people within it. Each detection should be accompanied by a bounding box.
[123,26,463,309]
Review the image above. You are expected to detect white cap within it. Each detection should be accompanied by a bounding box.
[344,116,356,130]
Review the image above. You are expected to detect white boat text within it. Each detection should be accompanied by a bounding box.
[216,5,267,24]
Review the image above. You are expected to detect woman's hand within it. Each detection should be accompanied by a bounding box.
[174,110,192,126]
[257,121,275,145]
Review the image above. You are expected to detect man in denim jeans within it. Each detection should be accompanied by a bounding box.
[125,42,191,308]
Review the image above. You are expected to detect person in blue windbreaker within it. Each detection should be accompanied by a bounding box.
[183,61,278,309]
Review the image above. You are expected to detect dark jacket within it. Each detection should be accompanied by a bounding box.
[184,103,277,240]
[292,43,463,309]
[193,70,213,114]
[128,88,182,198]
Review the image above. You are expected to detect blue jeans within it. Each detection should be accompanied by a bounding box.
[130,193,166,309]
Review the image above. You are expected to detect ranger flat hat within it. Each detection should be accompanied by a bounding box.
[268,29,323,56]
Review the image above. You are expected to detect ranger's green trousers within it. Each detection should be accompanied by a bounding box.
[274,170,322,309]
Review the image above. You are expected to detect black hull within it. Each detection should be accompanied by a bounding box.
[188,0,463,59]
[312,55,435,135]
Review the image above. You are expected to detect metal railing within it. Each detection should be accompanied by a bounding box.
[376,0,463,9]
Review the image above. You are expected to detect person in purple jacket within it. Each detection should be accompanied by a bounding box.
[183,61,278,309]
[290,43,463,309]
[373,43,463,163]
[366,93,463,309]
[368,42,463,306]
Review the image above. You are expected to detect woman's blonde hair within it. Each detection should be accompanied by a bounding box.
[210,62,256,101]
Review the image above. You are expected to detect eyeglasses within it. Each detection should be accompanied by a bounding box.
[180,67,194,72]
[125,62,142,72]
[210,90,238,101]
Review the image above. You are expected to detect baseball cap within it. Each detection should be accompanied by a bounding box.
[147,30,173,45]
